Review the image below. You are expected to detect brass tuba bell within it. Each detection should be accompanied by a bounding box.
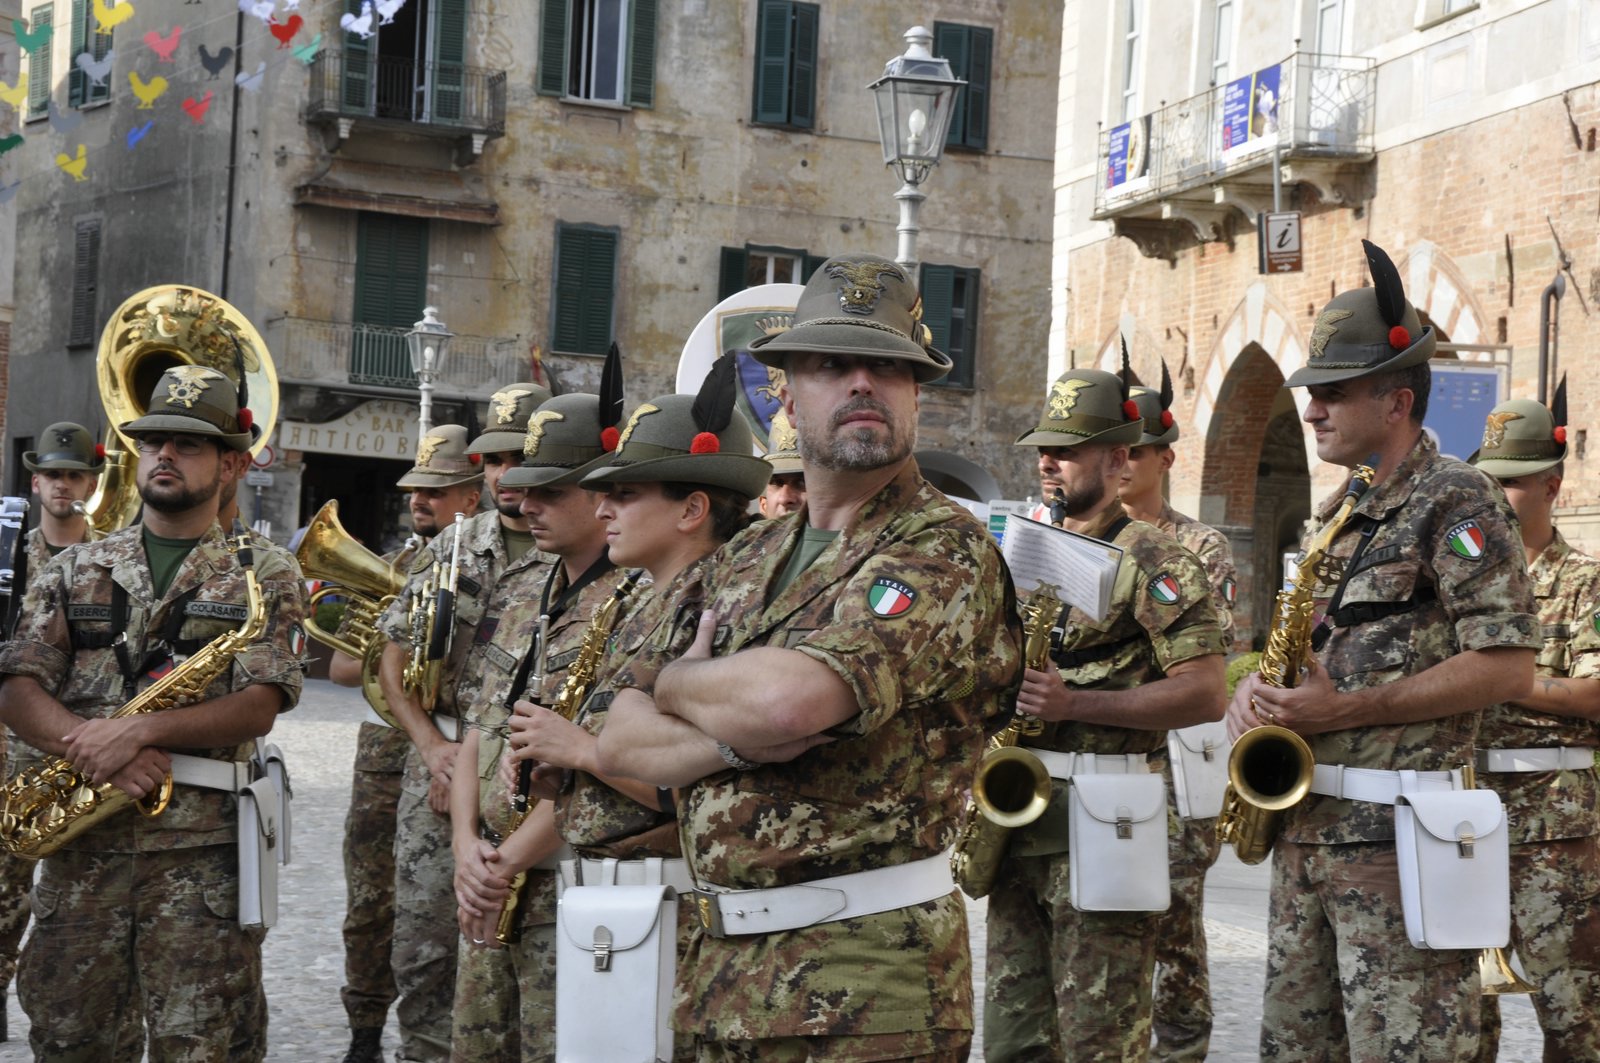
[87,285,279,533]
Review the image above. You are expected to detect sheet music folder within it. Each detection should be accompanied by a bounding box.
[1002,516,1124,623]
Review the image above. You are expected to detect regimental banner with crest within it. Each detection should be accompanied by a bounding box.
[676,284,804,452]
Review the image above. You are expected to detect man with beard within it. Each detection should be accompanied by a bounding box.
[0,365,306,1060]
[327,430,484,1063]
[375,383,547,1063]
[983,365,1226,1062]
[598,254,1023,1060]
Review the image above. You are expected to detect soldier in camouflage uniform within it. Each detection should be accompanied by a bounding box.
[1228,240,1539,1061]
[1116,373,1239,1062]
[1468,392,1600,1059]
[0,423,106,1037]
[448,389,624,1063]
[984,363,1226,1063]
[0,367,306,1062]
[598,256,1023,1062]
[328,430,486,1063]
[376,406,543,1063]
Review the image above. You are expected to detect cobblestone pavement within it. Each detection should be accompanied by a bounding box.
[1,679,1544,1060]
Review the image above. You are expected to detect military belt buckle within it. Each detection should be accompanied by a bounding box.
[692,889,726,937]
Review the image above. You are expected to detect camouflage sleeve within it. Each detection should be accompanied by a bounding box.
[0,549,75,695]
[794,526,1019,736]
[378,535,444,645]
[1189,526,1238,645]
[1430,497,1539,652]
[1136,547,1225,671]
[234,546,308,710]
[1561,559,1600,681]
[608,570,707,696]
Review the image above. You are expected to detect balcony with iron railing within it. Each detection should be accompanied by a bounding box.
[268,317,525,396]
[305,51,507,161]
[1092,51,1376,258]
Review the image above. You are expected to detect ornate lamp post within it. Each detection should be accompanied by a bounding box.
[868,26,965,268]
[406,306,454,437]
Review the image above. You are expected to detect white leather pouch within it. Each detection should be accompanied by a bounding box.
[256,741,292,866]
[1168,721,1231,819]
[556,884,677,1062]
[1393,783,1510,949]
[1068,772,1170,912]
[237,776,281,930]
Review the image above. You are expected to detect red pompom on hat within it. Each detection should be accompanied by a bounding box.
[468,453,481,465]
[94,443,107,459]
[690,432,721,455]
[237,407,254,431]
[1160,410,1174,429]
[600,426,621,452]
[1122,400,1140,421]
[1555,426,1568,445]
[1388,326,1410,350]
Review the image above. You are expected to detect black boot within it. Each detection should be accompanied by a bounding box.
[341,1026,382,1063]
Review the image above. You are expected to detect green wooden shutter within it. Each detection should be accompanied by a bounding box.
[949,268,978,386]
[718,246,748,301]
[538,0,570,97]
[626,0,656,108]
[919,264,955,362]
[352,214,430,385]
[933,23,968,146]
[68,219,101,348]
[554,226,617,355]
[430,0,467,123]
[752,0,792,125]
[802,253,826,283]
[341,0,373,112]
[68,0,86,108]
[964,27,992,150]
[27,5,52,118]
[788,3,817,129]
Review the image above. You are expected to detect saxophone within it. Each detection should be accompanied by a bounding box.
[950,582,1059,899]
[495,569,642,944]
[0,526,268,859]
[1216,458,1377,864]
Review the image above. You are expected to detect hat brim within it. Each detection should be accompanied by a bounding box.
[1015,420,1145,448]
[1134,425,1179,447]
[395,469,484,489]
[581,453,772,500]
[1476,455,1564,480]
[465,430,527,456]
[1284,327,1436,388]
[120,414,253,451]
[22,451,105,473]
[764,454,805,476]
[501,451,609,489]
[749,323,953,384]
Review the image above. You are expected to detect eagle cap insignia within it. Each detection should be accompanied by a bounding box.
[617,403,661,449]
[165,365,217,409]
[1482,411,1523,450]
[826,260,905,316]
[523,410,566,457]
[492,388,534,426]
[55,429,76,447]
[1048,378,1092,420]
[1309,308,1355,361]
[416,435,445,466]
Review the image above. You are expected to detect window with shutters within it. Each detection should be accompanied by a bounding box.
[68,218,102,348]
[717,246,826,302]
[25,5,53,120]
[933,23,991,152]
[553,224,618,355]
[919,264,979,389]
[338,0,469,124]
[751,0,818,129]
[351,213,431,386]
[69,0,113,108]
[537,0,657,108]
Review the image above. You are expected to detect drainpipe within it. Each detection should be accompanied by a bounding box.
[220,11,245,298]
[1538,272,1565,405]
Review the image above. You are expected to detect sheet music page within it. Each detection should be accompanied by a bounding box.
[1001,516,1124,622]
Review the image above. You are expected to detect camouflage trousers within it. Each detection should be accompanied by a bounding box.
[984,849,1159,1062]
[0,847,34,994]
[1150,815,1222,1062]
[690,1028,971,1062]
[1476,832,1600,1062]
[341,722,410,1030]
[449,918,556,1062]
[20,844,266,1063]
[1263,839,1479,1061]
[393,746,460,1063]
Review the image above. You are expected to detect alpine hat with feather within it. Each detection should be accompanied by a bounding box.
[1471,378,1568,480]
[1129,360,1180,446]
[1016,340,1146,448]
[24,422,107,473]
[120,364,256,451]
[501,343,626,489]
[395,425,484,489]
[467,382,554,455]
[1285,240,1435,388]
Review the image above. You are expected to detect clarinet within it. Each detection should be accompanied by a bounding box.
[493,614,549,946]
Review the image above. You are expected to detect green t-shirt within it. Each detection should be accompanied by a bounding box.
[503,527,538,564]
[143,528,202,599]
[775,526,839,595]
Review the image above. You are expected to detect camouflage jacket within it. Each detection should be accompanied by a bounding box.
[6,527,96,774]
[1477,529,1600,842]
[1282,434,1539,845]
[338,540,426,774]
[648,461,1023,1040]
[1155,502,1238,648]
[0,521,306,852]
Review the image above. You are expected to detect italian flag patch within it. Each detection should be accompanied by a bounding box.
[868,578,916,617]
[1149,573,1181,605]
[1223,576,1237,604]
[289,624,307,655]
[1446,521,1485,560]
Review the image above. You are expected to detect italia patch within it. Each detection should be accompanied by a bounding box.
[1222,576,1237,604]
[867,578,916,617]
[1446,521,1486,560]
[1149,573,1181,605]
[288,624,307,656]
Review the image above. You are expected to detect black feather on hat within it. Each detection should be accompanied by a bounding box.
[1362,239,1407,329]
[1552,375,1568,436]
[599,341,625,451]
[1119,337,1139,422]
[690,352,739,454]
[1159,358,1174,413]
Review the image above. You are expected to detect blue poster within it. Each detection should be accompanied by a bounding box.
[1424,363,1506,462]
[1107,121,1131,188]
[1221,64,1281,150]
[1221,73,1253,150]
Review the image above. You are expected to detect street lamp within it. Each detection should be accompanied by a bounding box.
[868,26,966,268]
[406,305,454,437]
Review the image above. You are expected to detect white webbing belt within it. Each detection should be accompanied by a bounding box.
[1476,747,1595,773]
[1309,764,1461,805]
[168,754,251,792]
[691,852,955,938]
[560,856,694,894]
[362,707,458,740]
[1021,749,1150,781]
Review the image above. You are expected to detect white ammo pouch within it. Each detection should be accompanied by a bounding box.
[169,742,291,930]
[1062,754,1170,913]
[556,884,677,1063]
[1167,720,1231,820]
[1392,770,1510,950]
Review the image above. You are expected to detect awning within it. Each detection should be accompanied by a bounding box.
[295,159,500,226]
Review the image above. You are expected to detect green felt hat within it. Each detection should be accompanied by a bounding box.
[1471,384,1567,480]
[1129,359,1179,446]
[120,365,255,451]
[763,408,803,476]
[1285,240,1436,388]
[24,422,106,472]
[395,425,484,489]
[467,382,554,455]
[1016,341,1143,448]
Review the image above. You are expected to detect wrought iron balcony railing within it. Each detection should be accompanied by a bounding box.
[268,317,525,394]
[305,51,507,141]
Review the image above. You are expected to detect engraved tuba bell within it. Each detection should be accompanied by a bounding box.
[87,285,279,533]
